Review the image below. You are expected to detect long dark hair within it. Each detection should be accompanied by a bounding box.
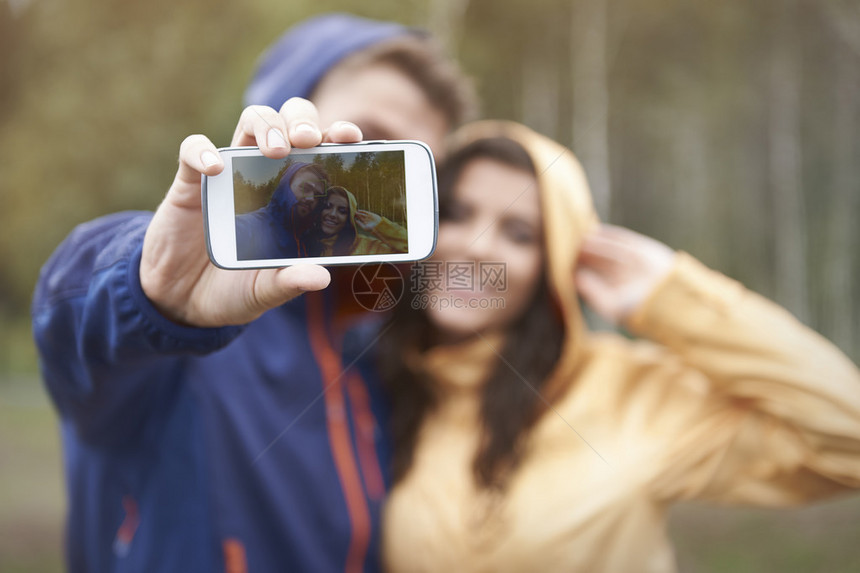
[304,186,357,256]
[378,137,566,491]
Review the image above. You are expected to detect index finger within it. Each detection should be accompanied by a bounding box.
[279,97,324,148]
[232,105,290,157]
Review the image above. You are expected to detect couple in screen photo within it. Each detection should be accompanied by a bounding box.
[236,160,408,260]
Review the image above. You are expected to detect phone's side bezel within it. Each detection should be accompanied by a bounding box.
[202,141,438,269]
[200,168,226,269]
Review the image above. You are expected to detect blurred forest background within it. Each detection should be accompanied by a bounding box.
[234,151,407,225]
[1,0,858,571]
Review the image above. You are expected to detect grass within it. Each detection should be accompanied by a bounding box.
[670,499,860,572]
[0,376,64,573]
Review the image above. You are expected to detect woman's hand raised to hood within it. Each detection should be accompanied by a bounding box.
[354,209,383,232]
[574,224,676,325]
[140,98,363,328]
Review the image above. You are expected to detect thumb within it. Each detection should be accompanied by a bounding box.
[277,264,332,293]
[251,265,332,312]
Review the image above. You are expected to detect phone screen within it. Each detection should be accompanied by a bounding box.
[232,150,408,260]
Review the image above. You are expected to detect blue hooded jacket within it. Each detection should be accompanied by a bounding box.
[235,161,308,260]
[32,13,416,573]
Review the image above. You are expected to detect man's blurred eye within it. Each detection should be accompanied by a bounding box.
[442,200,472,223]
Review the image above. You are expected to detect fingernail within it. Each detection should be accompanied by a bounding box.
[267,128,287,148]
[292,123,320,137]
[335,121,362,138]
[201,151,219,168]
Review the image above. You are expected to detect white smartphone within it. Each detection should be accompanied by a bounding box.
[202,141,437,268]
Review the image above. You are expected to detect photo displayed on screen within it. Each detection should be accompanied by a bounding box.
[233,151,408,260]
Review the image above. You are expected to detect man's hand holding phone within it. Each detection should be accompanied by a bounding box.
[140,99,361,328]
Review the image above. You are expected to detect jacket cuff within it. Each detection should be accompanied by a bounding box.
[126,241,244,354]
[625,252,744,346]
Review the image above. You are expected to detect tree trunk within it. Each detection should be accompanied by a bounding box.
[671,108,710,257]
[572,0,611,219]
[824,45,858,353]
[428,0,471,53]
[768,0,809,323]
[521,40,560,140]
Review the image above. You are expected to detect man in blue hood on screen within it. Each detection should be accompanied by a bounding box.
[32,13,475,573]
[236,161,329,260]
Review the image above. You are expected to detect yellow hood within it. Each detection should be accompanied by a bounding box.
[447,120,600,397]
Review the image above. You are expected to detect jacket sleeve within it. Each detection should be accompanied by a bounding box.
[369,217,408,253]
[31,211,243,447]
[625,253,860,505]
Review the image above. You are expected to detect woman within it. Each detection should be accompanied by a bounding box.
[305,185,408,256]
[377,121,860,572]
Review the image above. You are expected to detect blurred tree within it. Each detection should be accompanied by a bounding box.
[572,0,611,218]
[768,0,809,323]
[0,0,857,367]
[824,45,858,353]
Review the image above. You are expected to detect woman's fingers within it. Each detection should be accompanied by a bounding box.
[232,105,290,155]
[576,223,677,323]
[574,267,618,322]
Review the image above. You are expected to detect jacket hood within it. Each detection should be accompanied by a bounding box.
[447,121,600,395]
[244,13,416,109]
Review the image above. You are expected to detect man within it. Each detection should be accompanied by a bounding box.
[32,13,474,573]
[290,163,328,221]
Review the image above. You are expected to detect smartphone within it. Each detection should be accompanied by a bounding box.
[202,141,437,268]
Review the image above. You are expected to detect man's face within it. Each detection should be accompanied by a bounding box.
[290,168,326,218]
[312,64,449,159]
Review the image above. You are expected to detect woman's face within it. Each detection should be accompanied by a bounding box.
[320,193,350,236]
[425,158,544,339]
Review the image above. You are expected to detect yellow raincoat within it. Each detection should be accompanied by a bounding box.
[382,121,860,572]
